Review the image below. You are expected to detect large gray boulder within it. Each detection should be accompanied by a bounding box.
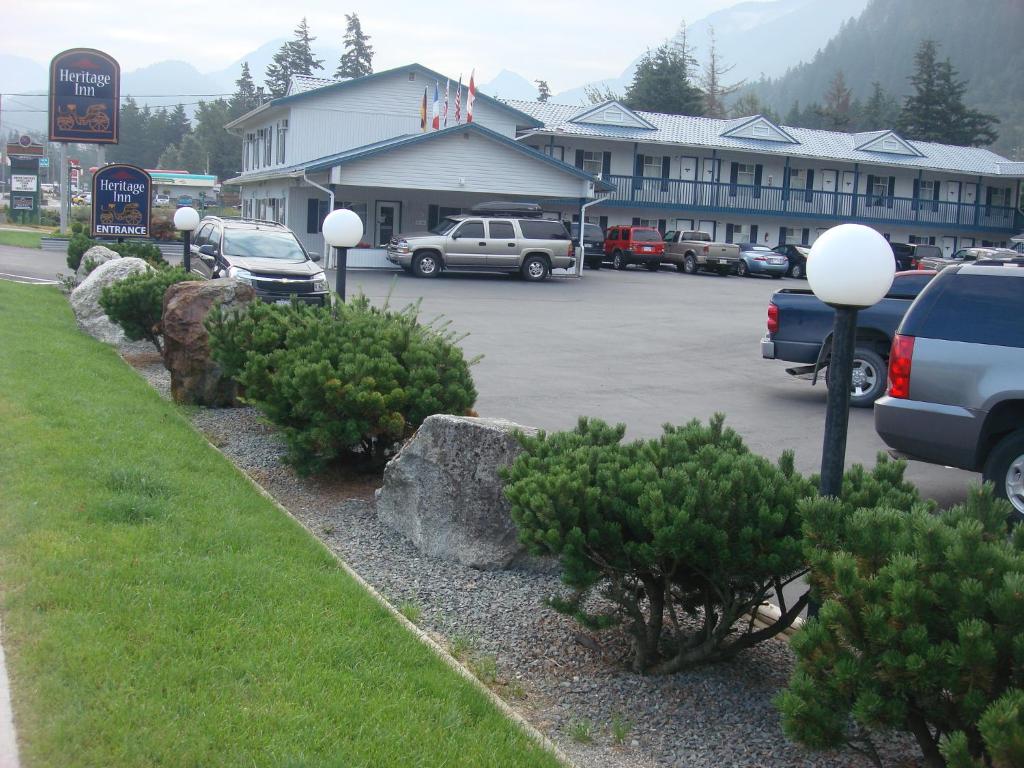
[160,278,255,406]
[75,245,120,282]
[69,257,152,344]
[375,415,538,569]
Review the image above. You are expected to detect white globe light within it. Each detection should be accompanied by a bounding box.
[806,224,895,307]
[322,208,364,248]
[173,206,200,232]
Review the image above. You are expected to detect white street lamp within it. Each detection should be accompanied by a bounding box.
[173,206,201,274]
[806,223,895,498]
[321,208,364,301]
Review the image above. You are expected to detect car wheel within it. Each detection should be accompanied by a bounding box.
[613,251,626,270]
[983,430,1024,520]
[790,262,804,279]
[683,254,698,275]
[848,348,887,408]
[521,255,550,282]
[645,262,660,272]
[737,261,750,277]
[413,252,440,278]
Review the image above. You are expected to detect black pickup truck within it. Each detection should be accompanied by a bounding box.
[760,270,936,407]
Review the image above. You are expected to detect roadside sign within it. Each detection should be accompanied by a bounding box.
[91,164,152,238]
[49,48,120,144]
[12,196,35,211]
[11,175,38,192]
[39,157,50,168]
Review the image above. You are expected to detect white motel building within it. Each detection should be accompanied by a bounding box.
[225,63,1023,264]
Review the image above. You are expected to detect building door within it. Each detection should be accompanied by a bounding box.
[679,156,698,205]
[963,184,977,205]
[941,236,956,256]
[375,201,402,246]
[820,170,838,193]
[697,219,716,239]
[946,181,961,203]
[700,158,719,206]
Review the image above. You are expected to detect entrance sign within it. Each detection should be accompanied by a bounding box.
[91,164,152,238]
[49,48,120,144]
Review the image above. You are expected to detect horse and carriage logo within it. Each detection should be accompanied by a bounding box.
[98,202,143,226]
[55,103,111,134]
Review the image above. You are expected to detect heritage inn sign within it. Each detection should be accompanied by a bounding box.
[49,48,120,144]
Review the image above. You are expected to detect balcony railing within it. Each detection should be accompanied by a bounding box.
[603,175,1020,232]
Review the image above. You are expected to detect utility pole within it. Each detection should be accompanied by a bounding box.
[59,144,68,234]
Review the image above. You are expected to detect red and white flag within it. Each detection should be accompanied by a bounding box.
[466,70,476,123]
[454,75,462,123]
[443,78,450,127]
[431,81,440,129]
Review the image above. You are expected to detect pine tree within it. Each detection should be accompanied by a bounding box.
[700,26,742,118]
[534,80,551,103]
[231,62,258,117]
[859,81,899,130]
[167,104,191,146]
[784,100,802,126]
[624,39,704,116]
[819,71,853,131]
[898,39,998,146]
[265,18,324,98]
[583,83,619,105]
[335,13,373,79]
[730,93,780,123]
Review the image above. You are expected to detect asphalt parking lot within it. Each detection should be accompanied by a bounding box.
[0,242,974,508]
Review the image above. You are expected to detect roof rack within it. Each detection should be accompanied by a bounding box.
[469,201,544,218]
[203,215,286,227]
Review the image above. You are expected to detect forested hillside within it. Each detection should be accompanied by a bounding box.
[747,0,1023,156]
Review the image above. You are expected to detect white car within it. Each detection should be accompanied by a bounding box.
[154,194,171,207]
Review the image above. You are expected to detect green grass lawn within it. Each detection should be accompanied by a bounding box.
[0,230,43,248]
[0,281,560,768]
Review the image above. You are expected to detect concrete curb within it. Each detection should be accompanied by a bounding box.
[213,440,578,768]
[0,617,22,768]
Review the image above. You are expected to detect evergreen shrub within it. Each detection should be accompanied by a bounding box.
[777,480,1023,768]
[110,241,168,268]
[206,296,478,475]
[501,414,816,673]
[66,233,97,270]
[99,268,197,352]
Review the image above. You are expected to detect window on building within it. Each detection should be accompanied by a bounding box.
[730,224,748,242]
[542,145,565,162]
[736,163,756,186]
[244,133,255,171]
[780,227,801,244]
[642,155,662,177]
[637,218,660,228]
[604,108,623,122]
[672,218,694,231]
[788,168,806,189]
[276,122,287,164]
[919,180,935,200]
[908,235,937,245]
[306,198,329,234]
[581,151,604,176]
[988,187,1011,207]
[752,124,770,138]
[882,138,899,151]
[264,129,273,166]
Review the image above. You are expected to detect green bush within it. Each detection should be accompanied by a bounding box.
[777,481,1022,768]
[502,414,816,673]
[71,221,84,235]
[99,268,197,351]
[206,296,478,475]
[110,240,168,269]
[66,233,97,270]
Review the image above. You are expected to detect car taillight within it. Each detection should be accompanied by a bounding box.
[887,334,915,398]
[568,242,575,258]
[702,244,709,254]
[754,256,767,262]
[767,303,779,335]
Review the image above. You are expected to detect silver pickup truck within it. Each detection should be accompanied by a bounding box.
[663,230,741,276]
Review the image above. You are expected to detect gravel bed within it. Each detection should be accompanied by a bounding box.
[121,343,920,768]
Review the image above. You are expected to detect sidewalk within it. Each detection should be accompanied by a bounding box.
[0,618,20,768]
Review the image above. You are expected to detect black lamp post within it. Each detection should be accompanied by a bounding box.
[173,206,200,274]
[321,208,364,303]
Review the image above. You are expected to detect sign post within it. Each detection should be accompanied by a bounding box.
[91,164,152,239]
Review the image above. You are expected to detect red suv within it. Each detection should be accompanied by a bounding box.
[604,225,665,271]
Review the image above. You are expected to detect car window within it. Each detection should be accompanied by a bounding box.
[454,221,484,239]
[583,224,603,240]
[519,219,569,240]
[885,272,935,299]
[208,225,221,250]
[608,228,618,240]
[430,217,459,235]
[902,272,1024,348]
[631,229,661,243]
[916,245,942,259]
[488,221,515,239]
[193,223,212,247]
[222,228,307,261]
[664,231,677,242]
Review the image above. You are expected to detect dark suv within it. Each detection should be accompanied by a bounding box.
[570,222,605,269]
[190,217,329,305]
[890,242,942,271]
[875,264,1024,516]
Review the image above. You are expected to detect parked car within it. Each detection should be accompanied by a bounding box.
[875,263,1024,517]
[190,216,329,305]
[386,201,574,281]
[917,246,1020,271]
[762,270,937,407]
[569,222,605,269]
[604,225,665,270]
[772,244,810,279]
[737,243,788,278]
[154,194,171,207]
[662,230,740,275]
[890,242,941,271]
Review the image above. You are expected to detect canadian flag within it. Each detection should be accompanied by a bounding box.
[431,81,440,129]
[466,70,476,123]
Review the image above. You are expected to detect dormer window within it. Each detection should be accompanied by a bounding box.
[752,124,770,138]
[882,138,899,151]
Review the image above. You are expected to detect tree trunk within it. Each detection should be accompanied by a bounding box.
[906,712,946,768]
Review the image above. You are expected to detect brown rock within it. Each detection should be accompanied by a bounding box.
[160,278,255,406]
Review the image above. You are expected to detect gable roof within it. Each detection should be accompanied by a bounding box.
[288,74,340,96]
[225,121,613,191]
[852,129,924,157]
[507,99,1021,177]
[719,115,799,144]
[569,101,656,130]
[226,64,543,131]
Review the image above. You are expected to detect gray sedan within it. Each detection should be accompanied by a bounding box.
[736,243,788,278]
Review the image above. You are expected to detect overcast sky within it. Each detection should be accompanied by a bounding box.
[7,0,766,90]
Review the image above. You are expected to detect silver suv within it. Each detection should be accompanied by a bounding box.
[874,264,1024,516]
[386,202,575,281]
